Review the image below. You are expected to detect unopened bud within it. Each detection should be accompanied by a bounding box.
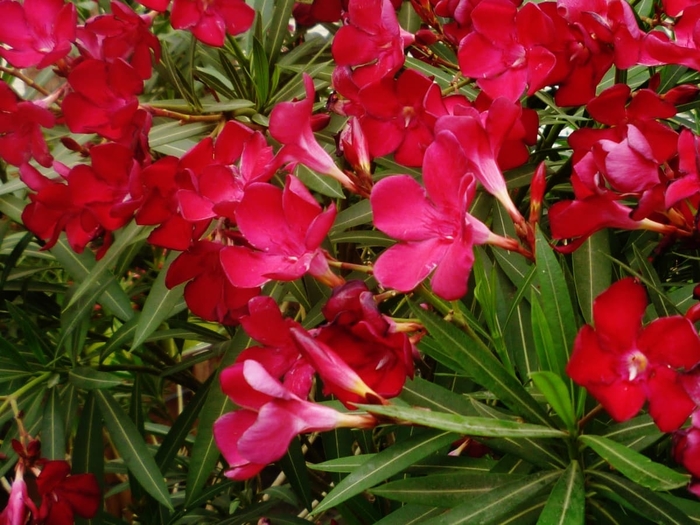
[529,161,547,224]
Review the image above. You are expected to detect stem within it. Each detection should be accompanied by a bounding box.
[578,403,604,430]
[0,371,51,418]
[141,105,223,122]
[327,260,374,274]
[0,66,51,96]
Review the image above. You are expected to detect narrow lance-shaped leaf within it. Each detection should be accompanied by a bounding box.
[410,302,553,428]
[530,371,576,433]
[572,230,611,325]
[580,434,690,491]
[357,404,566,438]
[131,250,185,350]
[311,430,458,516]
[41,387,66,461]
[536,461,585,525]
[279,437,314,512]
[420,470,561,525]
[95,389,173,509]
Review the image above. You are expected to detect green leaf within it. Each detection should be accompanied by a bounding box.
[591,470,690,525]
[357,404,566,438]
[572,230,611,325]
[631,245,678,316]
[419,470,561,525]
[536,461,584,525]
[50,239,134,321]
[95,390,173,509]
[580,434,690,491]
[329,198,372,234]
[279,437,313,512]
[69,367,123,390]
[155,375,212,472]
[184,331,251,506]
[65,221,143,311]
[373,505,442,525]
[311,430,457,515]
[58,275,113,353]
[534,227,577,378]
[251,37,270,103]
[410,302,552,428]
[41,387,66,460]
[529,372,576,433]
[370,473,520,507]
[0,358,33,383]
[265,0,295,64]
[73,392,104,492]
[131,252,185,350]
[295,164,345,198]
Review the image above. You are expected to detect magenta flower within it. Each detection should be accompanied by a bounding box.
[170,0,254,47]
[220,175,341,288]
[269,74,356,192]
[331,0,413,87]
[214,360,376,480]
[0,0,76,68]
[0,80,55,168]
[0,462,32,525]
[370,131,492,300]
[566,278,700,432]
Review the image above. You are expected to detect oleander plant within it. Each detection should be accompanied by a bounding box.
[3,0,700,523]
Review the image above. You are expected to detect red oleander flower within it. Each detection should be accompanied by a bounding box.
[0,80,55,168]
[34,460,101,525]
[62,58,143,141]
[170,0,254,47]
[76,1,161,79]
[220,175,341,288]
[165,241,259,325]
[566,278,700,432]
[214,359,376,480]
[315,280,415,399]
[370,131,493,300]
[0,0,76,68]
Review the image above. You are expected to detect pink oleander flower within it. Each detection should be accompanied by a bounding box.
[165,241,259,325]
[214,359,377,480]
[0,0,76,68]
[371,131,494,300]
[170,0,255,47]
[0,80,55,168]
[62,58,143,141]
[331,0,414,87]
[220,175,342,288]
[673,411,700,497]
[76,1,161,80]
[176,120,275,224]
[566,278,700,432]
[269,74,356,192]
[0,462,32,525]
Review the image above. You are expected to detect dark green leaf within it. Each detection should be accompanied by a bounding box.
[95,390,173,509]
[311,430,458,515]
[536,461,584,525]
[279,437,313,511]
[572,230,611,325]
[70,368,123,390]
[41,387,66,460]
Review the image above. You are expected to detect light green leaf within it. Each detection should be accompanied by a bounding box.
[265,0,295,64]
[410,303,553,428]
[311,430,457,515]
[329,199,372,234]
[591,470,690,524]
[95,390,173,509]
[420,470,561,525]
[131,252,185,350]
[370,473,520,507]
[69,367,123,390]
[581,434,690,491]
[530,371,576,433]
[295,164,345,199]
[357,404,566,438]
[536,461,585,525]
[572,230,611,325]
